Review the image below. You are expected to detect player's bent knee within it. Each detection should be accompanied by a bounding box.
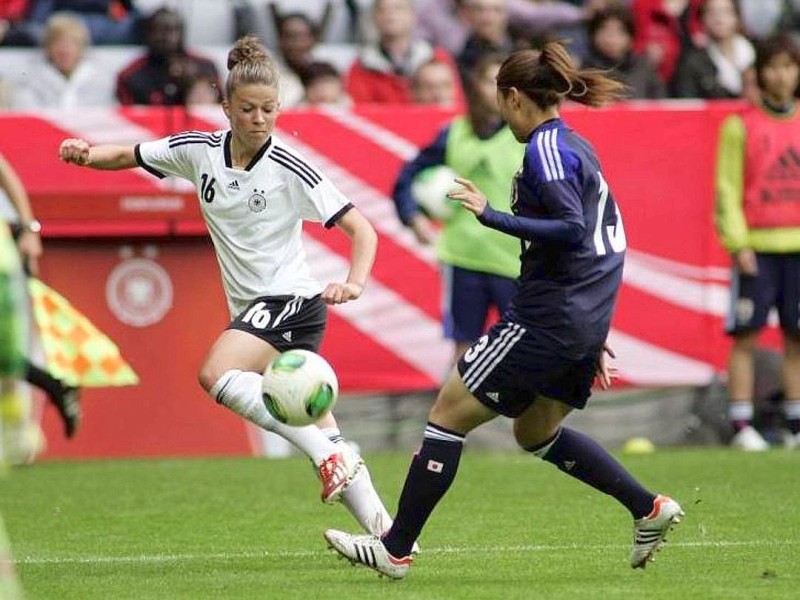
[197,363,221,393]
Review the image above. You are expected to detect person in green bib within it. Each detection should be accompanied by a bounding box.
[394,52,523,365]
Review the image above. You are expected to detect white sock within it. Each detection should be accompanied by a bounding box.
[210,369,336,465]
[326,437,393,536]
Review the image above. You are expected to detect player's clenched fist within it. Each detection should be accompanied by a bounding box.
[59,139,91,166]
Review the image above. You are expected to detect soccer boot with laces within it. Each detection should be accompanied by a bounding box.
[630,495,684,569]
[324,530,412,579]
[318,450,362,504]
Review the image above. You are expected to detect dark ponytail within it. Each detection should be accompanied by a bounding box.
[497,42,627,109]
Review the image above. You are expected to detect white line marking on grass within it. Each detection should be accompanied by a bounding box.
[17,539,798,566]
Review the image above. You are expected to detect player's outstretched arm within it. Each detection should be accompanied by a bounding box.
[323,207,377,305]
[59,139,137,170]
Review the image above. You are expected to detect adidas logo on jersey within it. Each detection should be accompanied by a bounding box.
[227,180,240,191]
[486,391,500,403]
[282,331,293,342]
[766,146,800,181]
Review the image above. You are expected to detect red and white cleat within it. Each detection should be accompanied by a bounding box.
[630,495,684,569]
[318,451,361,504]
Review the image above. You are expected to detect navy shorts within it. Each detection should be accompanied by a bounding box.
[726,253,800,336]
[228,294,327,352]
[441,265,517,343]
[456,320,602,417]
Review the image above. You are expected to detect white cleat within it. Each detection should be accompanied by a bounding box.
[730,426,770,451]
[630,495,684,569]
[368,512,421,555]
[318,451,363,504]
[324,530,412,579]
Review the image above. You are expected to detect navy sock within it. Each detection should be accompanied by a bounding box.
[382,423,464,558]
[527,427,656,519]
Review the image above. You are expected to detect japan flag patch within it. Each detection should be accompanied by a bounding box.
[427,460,444,473]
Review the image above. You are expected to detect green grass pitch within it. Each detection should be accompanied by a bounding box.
[0,448,797,599]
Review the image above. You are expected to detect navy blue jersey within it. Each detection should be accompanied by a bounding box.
[478,118,626,355]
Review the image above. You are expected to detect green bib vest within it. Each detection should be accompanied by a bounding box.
[438,117,523,278]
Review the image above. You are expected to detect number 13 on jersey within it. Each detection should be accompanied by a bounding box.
[593,171,626,256]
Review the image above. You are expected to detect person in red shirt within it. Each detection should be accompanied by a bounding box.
[346,0,463,106]
[630,0,704,85]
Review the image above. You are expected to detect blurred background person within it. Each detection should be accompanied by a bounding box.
[392,53,521,365]
[299,60,352,107]
[24,0,141,45]
[413,0,585,58]
[584,3,666,99]
[631,0,703,87]
[0,201,27,600]
[672,0,755,99]
[412,59,459,107]
[12,12,115,109]
[715,34,800,450]
[346,0,462,105]
[116,7,220,106]
[739,0,800,41]
[0,0,38,46]
[456,0,514,80]
[0,152,81,440]
[270,10,325,108]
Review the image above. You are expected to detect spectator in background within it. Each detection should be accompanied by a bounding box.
[412,59,459,107]
[13,12,114,109]
[715,34,800,450]
[414,0,586,58]
[456,0,514,80]
[116,7,220,106]
[346,0,462,105]
[739,0,800,41]
[271,11,323,108]
[24,0,141,45]
[299,60,351,107]
[631,0,703,84]
[584,4,666,99]
[672,0,755,99]
[0,0,38,46]
[393,52,521,365]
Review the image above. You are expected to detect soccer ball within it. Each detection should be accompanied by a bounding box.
[411,165,460,221]
[262,349,339,426]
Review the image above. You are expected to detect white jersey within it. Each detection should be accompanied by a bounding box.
[136,130,352,317]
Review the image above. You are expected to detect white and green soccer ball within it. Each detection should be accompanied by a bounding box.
[411,165,460,221]
[262,349,339,426]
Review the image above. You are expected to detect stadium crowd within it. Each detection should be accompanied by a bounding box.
[0,0,798,110]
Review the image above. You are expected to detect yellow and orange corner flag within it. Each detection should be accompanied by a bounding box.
[27,278,139,388]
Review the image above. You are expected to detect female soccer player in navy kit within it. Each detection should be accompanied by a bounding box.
[325,41,684,578]
[58,36,395,538]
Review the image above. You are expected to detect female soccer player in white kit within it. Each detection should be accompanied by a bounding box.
[58,35,393,536]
